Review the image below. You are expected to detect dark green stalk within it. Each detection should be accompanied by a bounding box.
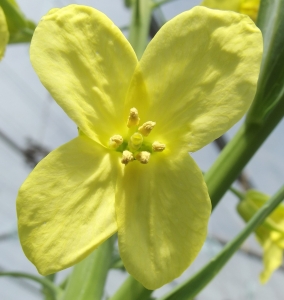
[205,98,284,210]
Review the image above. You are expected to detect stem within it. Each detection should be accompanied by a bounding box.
[205,98,284,210]
[152,0,179,9]
[0,0,27,29]
[229,186,245,200]
[129,0,152,59]
[109,275,152,300]
[61,237,115,300]
[159,185,284,300]
[0,272,61,300]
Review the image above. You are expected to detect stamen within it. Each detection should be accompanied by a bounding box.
[152,141,166,152]
[138,121,156,136]
[121,150,134,165]
[109,135,123,149]
[127,107,140,128]
[129,132,143,151]
[135,151,151,164]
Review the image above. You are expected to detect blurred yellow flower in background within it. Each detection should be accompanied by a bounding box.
[201,0,260,22]
[238,190,284,283]
[0,7,9,60]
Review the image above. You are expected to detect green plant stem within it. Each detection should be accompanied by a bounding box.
[205,98,284,210]
[229,186,245,200]
[129,0,152,59]
[109,275,152,300]
[152,0,179,9]
[159,184,284,300]
[61,237,115,300]
[0,272,62,300]
[0,0,27,29]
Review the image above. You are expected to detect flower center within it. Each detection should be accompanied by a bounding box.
[109,107,166,165]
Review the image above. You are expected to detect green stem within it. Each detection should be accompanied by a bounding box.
[0,272,62,300]
[61,237,115,300]
[129,0,152,59]
[205,98,284,210]
[152,0,179,9]
[159,184,284,300]
[229,186,245,200]
[109,275,152,300]
[0,0,27,29]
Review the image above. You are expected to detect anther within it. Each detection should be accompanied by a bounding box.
[129,132,143,151]
[121,150,134,165]
[152,141,166,152]
[109,135,123,149]
[138,121,156,136]
[127,107,140,128]
[135,151,151,164]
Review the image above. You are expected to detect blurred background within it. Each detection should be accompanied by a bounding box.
[0,0,283,299]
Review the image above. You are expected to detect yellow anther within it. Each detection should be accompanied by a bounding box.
[127,107,140,128]
[121,150,134,165]
[152,141,166,152]
[109,135,123,149]
[129,132,143,151]
[138,121,156,136]
[135,151,151,164]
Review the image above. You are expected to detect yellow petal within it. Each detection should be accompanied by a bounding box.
[17,135,121,275]
[260,239,283,284]
[116,152,211,289]
[0,7,9,60]
[201,0,241,12]
[30,5,137,147]
[126,6,262,152]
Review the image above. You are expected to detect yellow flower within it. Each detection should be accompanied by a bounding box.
[16,5,262,289]
[0,7,9,60]
[201,0,260,22]
[237,190,284,283]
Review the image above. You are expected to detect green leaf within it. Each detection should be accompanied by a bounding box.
[246,0,284,124]
[158,185,284,300]
[60,237,115,300]
[0,272,62,300]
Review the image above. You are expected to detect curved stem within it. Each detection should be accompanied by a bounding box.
[0,272,61,300]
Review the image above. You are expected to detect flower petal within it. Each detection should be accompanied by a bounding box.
[126,6,262,152]
[30,5,137,147]
[116,153,211,289]
[17,135,121,275]
[0,7,9,60]
[260,239,283,284]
